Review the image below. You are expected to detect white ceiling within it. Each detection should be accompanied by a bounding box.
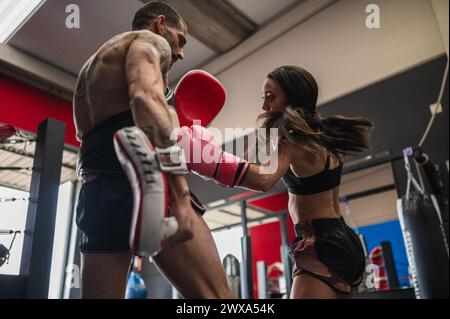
[8,0,302,81]
[9,0,141,75]
[228,0,298,26]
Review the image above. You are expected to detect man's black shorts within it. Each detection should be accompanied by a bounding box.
[76,174,133,254]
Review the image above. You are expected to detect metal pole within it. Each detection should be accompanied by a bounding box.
[343,147,422,175]
[240,200,254,299]
[206,190,285,211]
[212,210,289,233]
[279,214,292,295]
[380,241,400,289]
[342,184,396,202]
[19,119,66,299]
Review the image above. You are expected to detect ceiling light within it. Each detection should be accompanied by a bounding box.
[0,0,46,43]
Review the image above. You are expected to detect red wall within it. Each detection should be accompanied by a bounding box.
[0,73,79,147]
[247,192,296,298]
[249,192,289,212]
[249,218,296,298]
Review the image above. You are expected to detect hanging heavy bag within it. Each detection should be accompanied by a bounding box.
[397,148,449,299]
[223,254,241,299]
[398,192,449,299]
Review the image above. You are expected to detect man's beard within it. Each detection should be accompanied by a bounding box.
[162,33,177,65]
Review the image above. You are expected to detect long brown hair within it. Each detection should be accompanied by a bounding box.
[258,66,374,156]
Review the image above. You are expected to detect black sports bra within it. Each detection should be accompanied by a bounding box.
[281,153,343,195]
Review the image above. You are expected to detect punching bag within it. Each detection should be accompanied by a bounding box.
[397,192,449,299]
[223,254,241,299]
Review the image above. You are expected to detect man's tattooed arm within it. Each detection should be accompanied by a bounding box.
[126,34,195,240]
[125,34,177,149]
[140,125,175,149]
[75,54,99,98]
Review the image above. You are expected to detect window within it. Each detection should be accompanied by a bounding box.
[0,186,28,275]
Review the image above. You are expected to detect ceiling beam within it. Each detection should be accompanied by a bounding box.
[0,44,76,101]
[218,209,242,218]
[141,0,258,53]
[0,144,77,170]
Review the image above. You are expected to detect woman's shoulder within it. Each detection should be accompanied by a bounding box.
[289,142,343,174]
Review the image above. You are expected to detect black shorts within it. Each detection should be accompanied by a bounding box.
[76,174,133,254]
[75,173,207,254]
[288,217,366,295]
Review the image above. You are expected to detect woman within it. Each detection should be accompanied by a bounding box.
[181,66,374,299]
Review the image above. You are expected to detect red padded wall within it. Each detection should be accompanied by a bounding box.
[247,192,296,298]
[0,73,79,147]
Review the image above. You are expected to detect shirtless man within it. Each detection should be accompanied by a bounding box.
[73,2,233,299]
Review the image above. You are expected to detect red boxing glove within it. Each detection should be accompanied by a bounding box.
[178,125,250,188]
[169,70,226,128]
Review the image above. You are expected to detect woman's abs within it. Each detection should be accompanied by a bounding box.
[288,190,341,224]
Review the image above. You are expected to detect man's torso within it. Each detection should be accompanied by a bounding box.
[73,30,170,140]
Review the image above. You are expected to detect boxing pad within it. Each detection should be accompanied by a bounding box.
[113,127,187,257]
[166,70,226,128]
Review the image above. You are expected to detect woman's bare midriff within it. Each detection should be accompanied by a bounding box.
[288,188,342,224]
[288,145,343,224]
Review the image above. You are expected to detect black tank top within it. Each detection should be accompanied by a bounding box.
[281,152,343,195]
[77,111,134,177]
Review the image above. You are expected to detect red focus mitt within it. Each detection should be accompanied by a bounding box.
[166,70,226,128]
